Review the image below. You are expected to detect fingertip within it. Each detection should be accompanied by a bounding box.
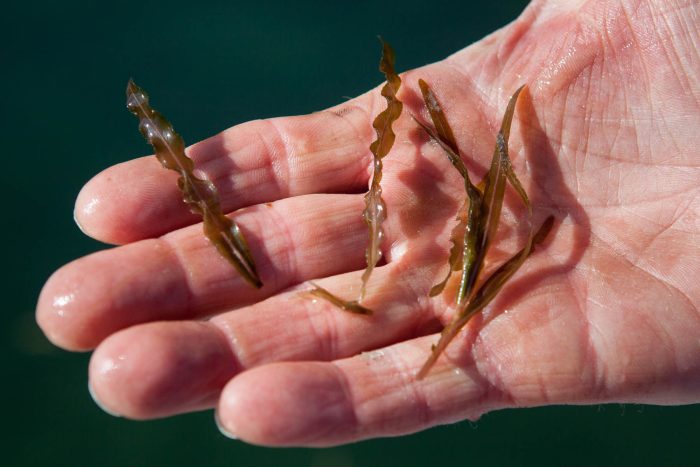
[36,240,190,352]
[88,322,237,420]
[36,265,96,352]
[36,252,138,351]
[88,378,122,417]
[74,158,185,244]
[216,362,356,447]
[74,165,132,244]
[88,332,144,419]
[214,410,238,440]
[73,187,99,238]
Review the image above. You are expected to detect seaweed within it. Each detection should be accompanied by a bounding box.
[416,216,553,379]
[126,79,262,288]
[309,38,402,311]
[414,79,482,301]
[308,283,373,315]
[359,38,403,301]
[416,82,554,379]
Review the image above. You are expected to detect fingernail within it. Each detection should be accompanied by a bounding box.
[88,381,122,417]
[73,208,88,236]
[214,411,238,440]
[74,193,100,235]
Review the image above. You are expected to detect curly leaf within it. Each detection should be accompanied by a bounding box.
[359,38,403,302]
[126,79,262,288]
[417,85,553,379]
[416,80,483,302]
[429,199,468,296]
[305,40,401,313]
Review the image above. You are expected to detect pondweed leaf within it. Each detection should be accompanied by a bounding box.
[417,215,553,379]
[310,38,402,312]
[360,38,403,302]
[417,79,463,173]
[428,198,468,297]
[416,82,553,379]
[126,79,262,288]
[416,79,482,301]
[308,283,373,315]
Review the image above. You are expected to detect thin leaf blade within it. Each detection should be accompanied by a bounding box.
[418,215,554,379]
[416,80,483,303]
[359,38,403,302]
[468,215,554,313]
[126,79,262,288]
[418,79,459,155]
[418,85,555,379]
[429,199,468,296]
[308,283,373,315]
[462,86,526,301]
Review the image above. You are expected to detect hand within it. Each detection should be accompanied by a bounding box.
[37,0,700,446]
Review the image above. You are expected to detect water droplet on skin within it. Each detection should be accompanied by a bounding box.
[52,294,73,308]
[96,355,126,376]
[97,358,117,375]
[83,197,100,215]
[363,350,385,361]
[390,241,408,260]
[52,293,75,317]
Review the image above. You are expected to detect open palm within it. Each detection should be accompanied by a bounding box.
[37,0,700,446]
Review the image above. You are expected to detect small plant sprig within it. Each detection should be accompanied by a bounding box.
[359,38,403,302]
[415,81,554,379]
[310,38,402,313]
[126,79,262,288]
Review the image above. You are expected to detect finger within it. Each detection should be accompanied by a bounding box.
[88,321,236,419]
[207,263,444,369]
[76,95,374,244]
[78,209,565,421]
[215,334,495,447]
[84,267,503,426]
[82,261,447,419]
[81,250,445,418]
[215,266,700,447]
[37,194,369,351]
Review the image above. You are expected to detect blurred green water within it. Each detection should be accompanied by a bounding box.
[2,0,698,466]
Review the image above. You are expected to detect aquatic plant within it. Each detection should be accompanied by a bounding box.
[124,45,554,379]
[360,38,403,302]
[415,81,554,378]
[309,38,402,313]
[126,79,262,288]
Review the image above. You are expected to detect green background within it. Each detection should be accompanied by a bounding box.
[3,0,697,466]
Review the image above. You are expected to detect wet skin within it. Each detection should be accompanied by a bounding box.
[37,0,700,447]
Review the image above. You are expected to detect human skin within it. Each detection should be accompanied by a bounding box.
[36,0,700,447]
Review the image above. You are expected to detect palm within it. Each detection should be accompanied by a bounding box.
[37,0,700,446]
